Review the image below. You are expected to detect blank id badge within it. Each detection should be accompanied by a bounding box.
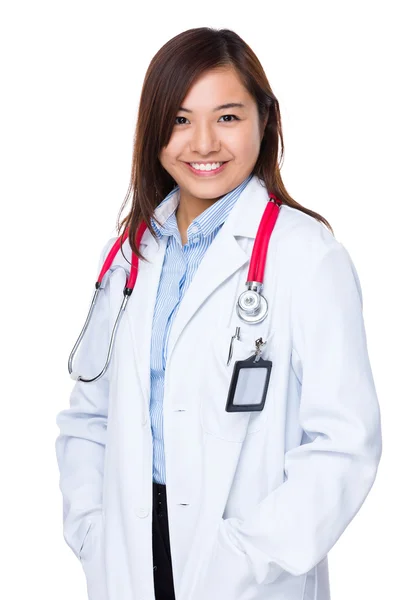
[225,345,272,413]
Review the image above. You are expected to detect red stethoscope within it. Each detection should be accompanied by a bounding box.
[68,192,282,383]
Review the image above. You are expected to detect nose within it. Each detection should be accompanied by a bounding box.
[189,122,221,156]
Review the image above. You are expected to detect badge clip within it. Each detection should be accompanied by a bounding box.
[253,337,266,362]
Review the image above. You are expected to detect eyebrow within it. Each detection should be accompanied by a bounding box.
[177,102,246,113]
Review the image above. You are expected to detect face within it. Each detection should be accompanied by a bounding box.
[158,67,267,205]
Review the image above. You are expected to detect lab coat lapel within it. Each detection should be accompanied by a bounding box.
[123,174,268,411]
[166,174,268,362]
[164,224,247,361]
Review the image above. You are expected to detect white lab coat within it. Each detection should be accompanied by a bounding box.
[55,174,382,600]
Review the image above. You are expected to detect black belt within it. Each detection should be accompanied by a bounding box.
[153,481,167,517]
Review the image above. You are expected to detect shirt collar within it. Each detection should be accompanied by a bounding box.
[150,173,254,242]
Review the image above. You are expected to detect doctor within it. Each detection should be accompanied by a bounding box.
[55,27,382,600]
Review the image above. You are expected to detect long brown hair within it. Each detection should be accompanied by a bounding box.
[116,27,333,263]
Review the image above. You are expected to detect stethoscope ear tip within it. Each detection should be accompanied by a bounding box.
[69,371,81,381]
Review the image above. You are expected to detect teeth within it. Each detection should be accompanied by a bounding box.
[190,162,224,171]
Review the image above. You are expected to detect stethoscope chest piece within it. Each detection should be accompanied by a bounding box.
[236,287,269,324]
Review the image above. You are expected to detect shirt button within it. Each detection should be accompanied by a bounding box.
[136,507,149,518]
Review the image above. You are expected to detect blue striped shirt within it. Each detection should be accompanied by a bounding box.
[149,174,253,484]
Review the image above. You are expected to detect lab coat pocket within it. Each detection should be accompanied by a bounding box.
[199,518,255,600]
[79,514,108,600]
[200,325,272,442]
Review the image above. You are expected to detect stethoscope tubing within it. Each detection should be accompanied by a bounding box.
[68,192,282,382]
[247,194,281,283]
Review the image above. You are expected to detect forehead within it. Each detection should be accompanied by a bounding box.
[180,68,253,111]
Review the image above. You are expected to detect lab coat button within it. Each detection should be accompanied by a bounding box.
[136,507,149,518]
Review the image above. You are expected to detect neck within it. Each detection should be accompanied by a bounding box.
[175,190,221,237]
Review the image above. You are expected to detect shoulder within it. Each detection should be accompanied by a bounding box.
[97,236,118,268]
[276,204,339,255]
[275,205,363,311]
[101,235,118,257]
[273,204,360,294]
[275,203,350,267]
[97,234,135,274]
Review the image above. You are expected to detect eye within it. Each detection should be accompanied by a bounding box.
[174,114,240,125]
[219,114,240,123]
[175,116,189,125]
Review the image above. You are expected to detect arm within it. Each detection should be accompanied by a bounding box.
[224,241,382,584]
[55,237,115,560]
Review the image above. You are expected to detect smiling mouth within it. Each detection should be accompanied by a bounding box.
[184,161,228,164]
[183,161,230,175]
[184,160,229,169]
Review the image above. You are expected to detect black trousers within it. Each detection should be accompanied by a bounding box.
[152,482,176,600]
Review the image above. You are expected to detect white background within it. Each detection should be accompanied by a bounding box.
[1,1,406,598]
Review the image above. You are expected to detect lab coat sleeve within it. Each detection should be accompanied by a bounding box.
[224,241,382,584]
[55,237,115,560]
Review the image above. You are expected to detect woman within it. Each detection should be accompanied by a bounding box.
[55,27,382,600]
